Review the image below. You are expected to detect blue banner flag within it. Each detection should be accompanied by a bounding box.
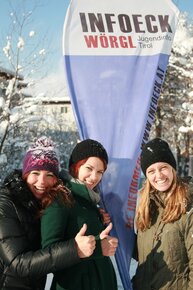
[63,1,179,289]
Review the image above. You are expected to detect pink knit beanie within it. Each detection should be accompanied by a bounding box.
[22,136,59,177]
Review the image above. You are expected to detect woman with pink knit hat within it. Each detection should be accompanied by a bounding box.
[0,136,96,290]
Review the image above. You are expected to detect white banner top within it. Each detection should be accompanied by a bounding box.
[63,0,179,56]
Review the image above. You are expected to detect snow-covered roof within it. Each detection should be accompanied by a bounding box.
[0,66,24,80]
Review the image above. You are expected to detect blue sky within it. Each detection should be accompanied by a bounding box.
[0,0,70,74]
[0,0,193,75]
[173,0,193,15]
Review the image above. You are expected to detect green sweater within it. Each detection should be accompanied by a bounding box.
[41,181,117,290]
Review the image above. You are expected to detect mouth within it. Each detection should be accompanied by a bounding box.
[85,181,95,189]
[154,179,171,191]
[156,178,167,185]
[34,186,46,194]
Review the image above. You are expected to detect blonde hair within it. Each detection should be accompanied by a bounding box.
[135,169,189,231]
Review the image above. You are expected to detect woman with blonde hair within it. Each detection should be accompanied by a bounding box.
[132,138,193,290]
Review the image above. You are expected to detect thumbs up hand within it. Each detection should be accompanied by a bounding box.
[99,222,113,240]
[100,223,118,257]
[75,224,96,258]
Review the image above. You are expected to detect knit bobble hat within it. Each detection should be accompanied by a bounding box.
[22,136,60,177]
[140,138,177,176]
[69,139,108,169]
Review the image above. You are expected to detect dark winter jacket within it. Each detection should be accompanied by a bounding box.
[41,179,117,290]
[0,170,80,290]
[132,181,193,290]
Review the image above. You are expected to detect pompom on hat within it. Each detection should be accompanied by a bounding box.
[22,136,60,177]
[140,138,177,176]
[69,139,108,169]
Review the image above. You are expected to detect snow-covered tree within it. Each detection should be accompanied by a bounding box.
[0,1,79,183]
[0,1,48,180]
[151,13,193,176]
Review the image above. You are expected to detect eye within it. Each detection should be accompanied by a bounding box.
[147,170,154,175]
[86,166,92,171]
[46,173,55,178]
[31,171,39,175]
[161,166,167,170]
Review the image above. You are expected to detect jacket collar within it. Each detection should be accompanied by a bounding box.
[69,179,100,204]
[2,169,41,213]
[150,190,166,208]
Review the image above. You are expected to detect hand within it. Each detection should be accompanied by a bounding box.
[99,223,118,257]
[101,236,118,257]
[99,208,111,224]
[75,224,96,258]
[99,222,113,240]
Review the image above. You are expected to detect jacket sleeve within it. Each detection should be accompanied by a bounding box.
[0,196,80,279]
[41,201,69,245]
[185,208,193,290]
[41,200,104,260]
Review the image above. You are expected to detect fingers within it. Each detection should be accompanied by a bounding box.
[101,236,118,256]
[76,235,96,258]
[105,222,113,233]
[99,222,113,240]
[75,225,96,258]
[75,222,118,259]
[108,236,118,247]
[76,223,87,237]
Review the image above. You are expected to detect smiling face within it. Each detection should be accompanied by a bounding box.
[78,157,105,190]
[146,162,174,192]
[26,170,57,200]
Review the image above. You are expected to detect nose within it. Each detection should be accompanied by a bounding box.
[90,171,98,182]
[155,169,163,178]
[37,174,46,185]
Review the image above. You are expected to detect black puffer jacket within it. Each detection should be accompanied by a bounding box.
[0,170,80,290]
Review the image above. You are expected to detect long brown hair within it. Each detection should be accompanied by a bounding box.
[40,179,74,210]
[135,169,189,231]
[23,173,74,212]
